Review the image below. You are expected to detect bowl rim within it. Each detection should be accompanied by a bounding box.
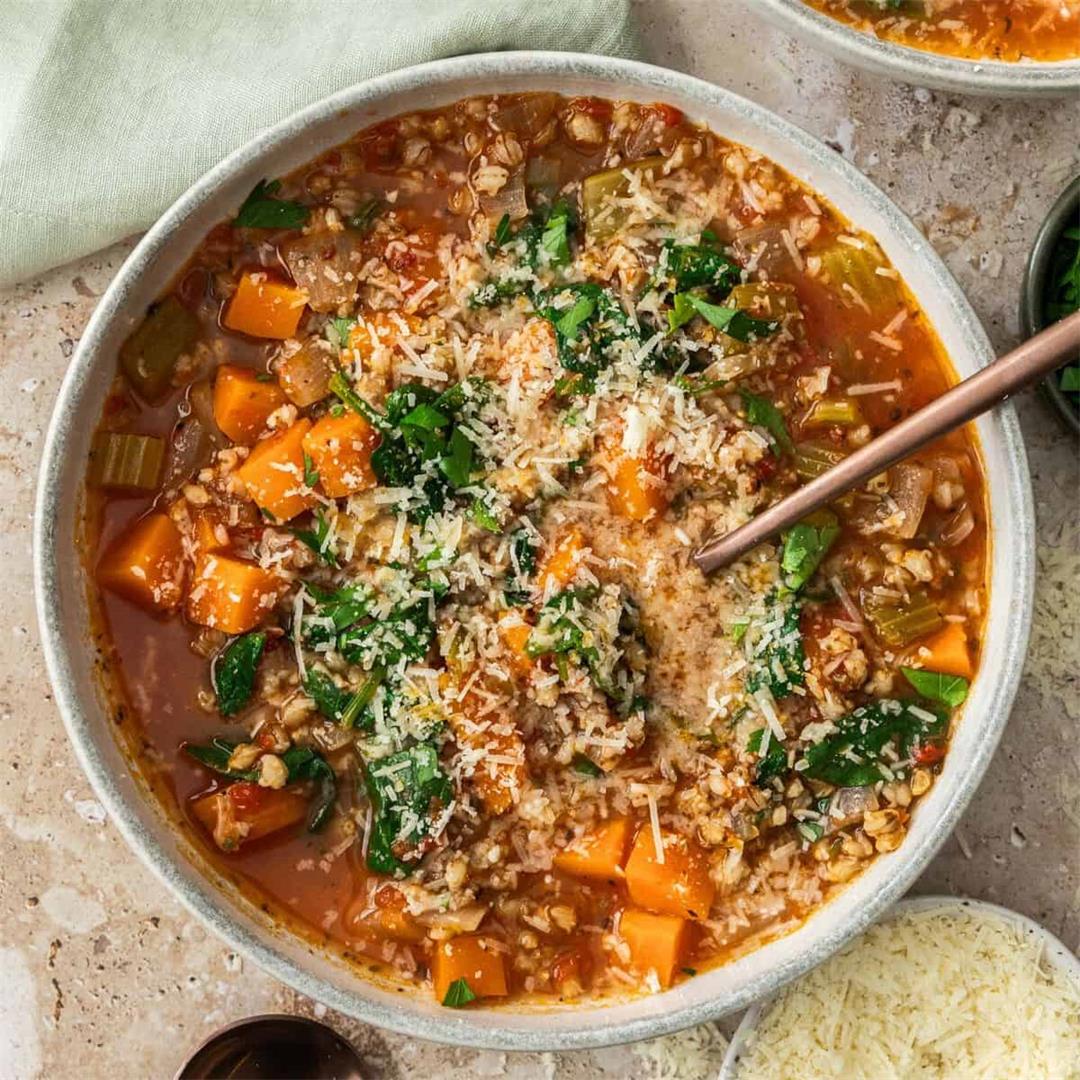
[33,49,1035,1051]
[1020,174,1080,434]
[718,894,1080,1079]
[756,0,1080,96]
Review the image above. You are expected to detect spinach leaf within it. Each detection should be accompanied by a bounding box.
[212,632,267,716]
[234,179,310,230]
[901,667,969,708]
[504,527,538,605]
[799,699,947,786]
[298,582,371,648]
[679,293,779,343]
[1061,366,1080,393]
[291,509,339,567]
[184,738,337,832]
[656,238,741,293]
[279,745,337,831]
[535,282,639,378]
[745,594,805,699]
[364,743,453,875]
[346,198,383,233]
[329,371,392,433]
[740,389,793,453]
[538,199,575,266]
[572,754,603,777]
[443,977,477,1007]
[781,510,840,592]
[747,728,787,786]
[469,494,502,534]
[490,213,513,249]
[184,736,258,780]
[469,278,528,308]
[303,669,351,724]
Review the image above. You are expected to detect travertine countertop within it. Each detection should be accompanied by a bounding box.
[1,3,1076,1077]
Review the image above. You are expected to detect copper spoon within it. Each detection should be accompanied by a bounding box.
[694,308,1080,574]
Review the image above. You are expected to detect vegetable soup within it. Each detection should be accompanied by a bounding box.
[86,92,988,1007]
[802,0,1080,62]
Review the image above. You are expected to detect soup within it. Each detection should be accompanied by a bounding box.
[802,0,1080,62]
[86,92,987,1007]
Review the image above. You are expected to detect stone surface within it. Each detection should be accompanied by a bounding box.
[0,3,1077,1076]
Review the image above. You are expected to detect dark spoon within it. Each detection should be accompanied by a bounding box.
[175,1015,364,1080]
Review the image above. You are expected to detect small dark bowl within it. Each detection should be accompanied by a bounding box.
[1021,175,1080,434]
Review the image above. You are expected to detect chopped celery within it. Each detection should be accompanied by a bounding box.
[717,283,801,355]
[581,155,665,243]
[119,297,200,403]
[88,432,165,491]
[819,241,900,315]
[794,442,847,480]
[803,397,864,428]
[861,589,943,647]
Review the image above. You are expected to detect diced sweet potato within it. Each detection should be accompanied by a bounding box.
[97,511,185,613]
[223,273,307,340]
[554,817,630,881]
[186,552,287,634]
[432,935,508,1005]
[301,412,379,498]
[192,508,230,556]
[607,454,668,522]
[498,615,534,679]
[919,622,972,678]
[619,909,687,988]
[213,364,287,444]
[191,782,307,851]
[344,311,422,359]
[537,527,587,592]
[624,825,715,920]
[278,340,336,407]
[235,419,314,522]
[448,689,527,816]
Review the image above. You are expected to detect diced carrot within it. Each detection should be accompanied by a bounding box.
[97,511,185,613]
[537,527,587,591]
[498,615,534,679]
[212,364,287,444]
[191,782,307,851]
[277,340,335,407]
[554,817,631,881]
[432,935,508,1005]
[186,552,287,634]
[448,688,527,816]
[624,825,715,920]
[918,622,972,678]
[302,412,380,499]
[192,508,230,555]
[607,454,668,522]
[619,909,687,988]
[223,273,307,340]
[235,419,315,522]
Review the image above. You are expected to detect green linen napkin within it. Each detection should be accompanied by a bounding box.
[0,0,640,287]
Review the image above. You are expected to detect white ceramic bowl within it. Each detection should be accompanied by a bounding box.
[757,0,1080,97]
[719,896,1080,1078]
[33,52,1034,1051]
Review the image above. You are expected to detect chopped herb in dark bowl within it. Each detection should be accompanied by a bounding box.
[1021,175,1080,433]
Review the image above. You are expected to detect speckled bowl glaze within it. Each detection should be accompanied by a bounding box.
[33,52,1034,1051]
[719,895,1080,1078]
[757,0,1080,97]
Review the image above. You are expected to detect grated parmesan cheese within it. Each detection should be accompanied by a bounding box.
[735,905,1080,1080]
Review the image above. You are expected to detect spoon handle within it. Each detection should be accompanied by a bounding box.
[694,308,1080,575]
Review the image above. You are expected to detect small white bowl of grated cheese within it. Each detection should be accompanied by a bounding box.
[720,896,1080,1080]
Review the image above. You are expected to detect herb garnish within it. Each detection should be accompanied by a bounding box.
[740,389,793,453]
[234,179,310,230]
[901,667,969,707]
[747,728,787,786]
[442,977,477,1007]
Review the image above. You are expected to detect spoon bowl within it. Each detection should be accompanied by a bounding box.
[176,1015,364,1080]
